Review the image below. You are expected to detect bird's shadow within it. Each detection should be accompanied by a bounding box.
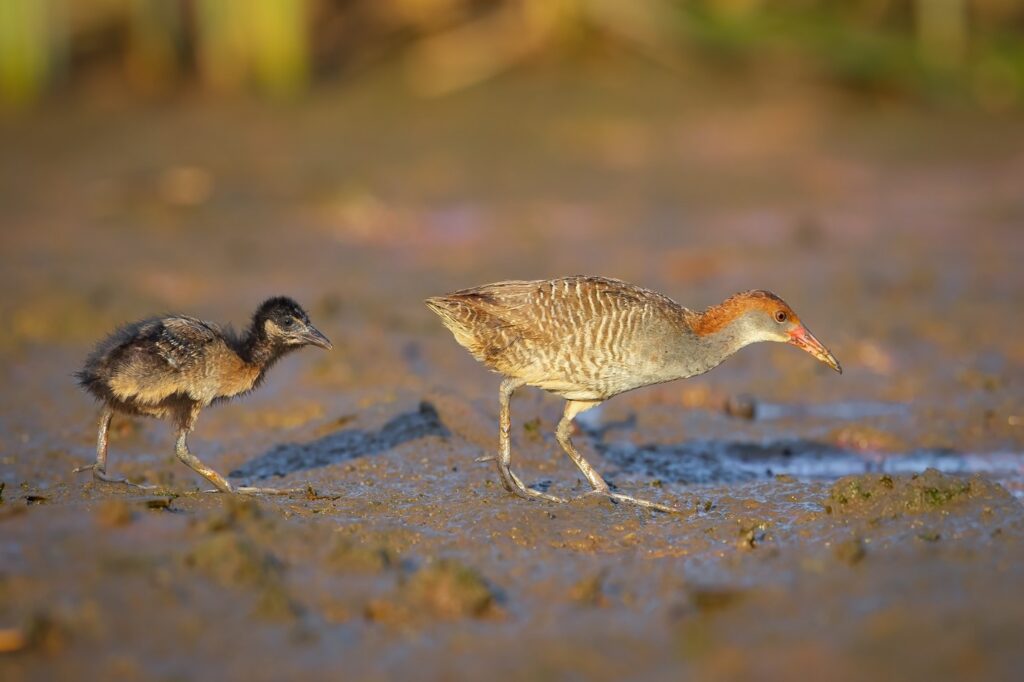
[230,402,977,488]
[230,401,449,480]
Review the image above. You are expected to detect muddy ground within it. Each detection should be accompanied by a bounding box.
[1,59,1023,681]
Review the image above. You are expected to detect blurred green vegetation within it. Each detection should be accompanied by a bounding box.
[0,0,1022,110]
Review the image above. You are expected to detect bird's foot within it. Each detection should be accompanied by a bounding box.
[606,492,679,513]
[202,484,308,496]
[576,488,679,514]
[73,463,157,490]
[233,485,307,496]
[504,469,569,504]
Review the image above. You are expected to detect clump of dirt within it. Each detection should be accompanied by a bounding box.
[366,559,497,624]
[672,586,751,658]
[94,499,136,527]
[193,496,271,534]
[569,570,610,607]
[185,532,282,587]
[828,424,906,451]
[522,417,544,441]
[833,535,867,565]
[957,369,1004,392]
[0,612,66,655]
[0,625,28,654]
[183,520,299,621]
[687,586,747,614]
[826,469,1010,517]
[0,503,27,522]
[735,518,771,549]
[324,536,395,573]
[404,559,496,618]
[724,394,757,420]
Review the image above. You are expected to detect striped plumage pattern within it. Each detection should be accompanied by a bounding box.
[426,276,701,401]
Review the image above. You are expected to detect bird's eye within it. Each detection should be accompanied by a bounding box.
[282,318,295,329]
[774,310,788,323]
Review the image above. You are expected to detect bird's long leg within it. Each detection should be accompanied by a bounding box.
[73,406,156,489]
[496,378,567,504]
[557,400,678,513]
[174,406,303,496]
[175,428,232,493]
[556,400,608,491]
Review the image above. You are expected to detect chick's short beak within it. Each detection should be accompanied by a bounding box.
[301,324,333,350]
[788,325,841,374]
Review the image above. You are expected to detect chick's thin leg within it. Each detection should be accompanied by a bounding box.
[557,400,678,513]
[74,406,155,489]
[175,429,232,493]
[496,378,567,504]
[175,406,302,495]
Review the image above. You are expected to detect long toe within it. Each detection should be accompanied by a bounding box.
[607,492,679,514]
[574,489,678,513]
[512,487,569,504]
[506,470,569,504]
[230,485,307,496]
[92,470,157,490]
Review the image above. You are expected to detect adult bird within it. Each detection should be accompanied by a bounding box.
[427,276,841,512]
[75,296,332,494]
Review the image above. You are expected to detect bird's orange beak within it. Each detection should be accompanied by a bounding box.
[788,325,841,374]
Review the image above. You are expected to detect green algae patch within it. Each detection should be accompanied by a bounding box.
[827,469,1010,517]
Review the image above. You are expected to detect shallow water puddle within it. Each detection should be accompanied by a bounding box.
[583,398,1024,496]
[753,400,910,421]
[601,439,1024,497]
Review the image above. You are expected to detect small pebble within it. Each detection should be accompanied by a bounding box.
[724,394,757,420]
[96,499,135,527]
[833,536,867,565]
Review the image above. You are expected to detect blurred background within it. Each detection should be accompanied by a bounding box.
[1,0,1023,108]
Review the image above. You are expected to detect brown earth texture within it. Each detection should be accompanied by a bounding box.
[1,60,1023,681]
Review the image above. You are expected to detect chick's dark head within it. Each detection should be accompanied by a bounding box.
[254,296,332,350]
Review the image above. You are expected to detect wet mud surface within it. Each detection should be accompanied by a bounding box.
[1,62,1023,680]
